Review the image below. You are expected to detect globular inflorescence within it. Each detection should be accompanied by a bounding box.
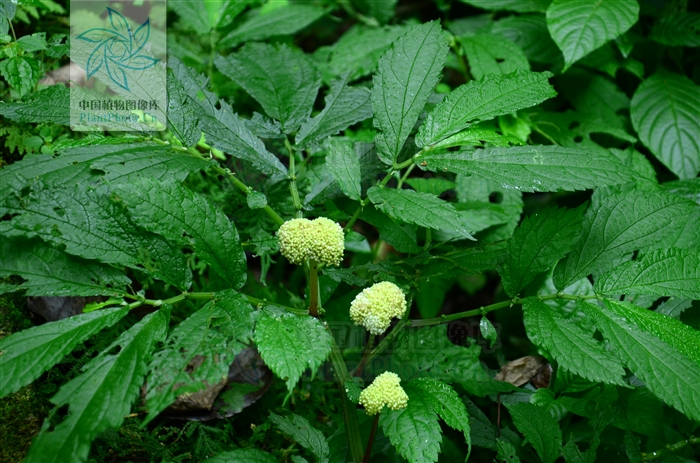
[359,372,408,416]
[277,217,344,267]
[349,281,407,335]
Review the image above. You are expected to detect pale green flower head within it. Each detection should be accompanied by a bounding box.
[359,371,408,416]
[276,217,344,267]
[349,281,407,335]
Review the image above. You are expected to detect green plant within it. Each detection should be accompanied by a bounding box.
[1,0,700,462]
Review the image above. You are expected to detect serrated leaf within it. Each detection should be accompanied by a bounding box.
[458,0,551,12]
[602,299,700,366]
[655,298,693,319]
[431,126,525,150]
[16,32,47,52]
[1,183,192,290]
[220,4,325,47]
[169,56,287,177]
[506,402,562,463]
[269,413,329,463]
[0,56,37,97]
[359,205,422,254]
[115,179,246,289]
[403,178,456,196]
[502,206,584,296]
[490,15,562,63]
[630,71,700,180]
[367,186,474,239]
[461,33,530,80]
[580,300,700,422]
[208,449,277,463]
[0,142,210,204]
[417,70,555,148]
[553,189,697,289]
[0,237,129,297]
[0,83,68,125]
[254,311,331,391]
[412,378,471,457]
[372,21,449,164]
[595,248,700,299]
[380,381,442,463]
[416,146,635,192]
[324,25,410,81]
[325,140,362,201]
[480,317,497,348]
[216,43,320,133]
[144,291,254,425]
[166,67,202,147]
[559,70,630,122]
[169,0,250,32]
[650,12,700,47]
[522,298,626,386]
[296,74,372,148]
[0,306,128,397]
[496,439,522,462]
[24,310,168,463]
[546,0,639,70]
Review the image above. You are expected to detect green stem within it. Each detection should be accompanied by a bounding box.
[397,163,416,188]
[350,318,408,377]
[353,334,375,378]
[128,292,305,315]
[343,199,366,233]
[642,436,700,461]
[286,138,303,218]
[326,327,365,463]
[308,260,320,317]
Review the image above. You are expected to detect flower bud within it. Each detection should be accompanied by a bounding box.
[307,217,344,267]
[349,281,407,335]
[359,371,408,415]
[277,218,312,265]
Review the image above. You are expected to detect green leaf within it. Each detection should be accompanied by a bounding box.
[559,71,630,122]
[553,189,697,289]
[254,311,331,391]
[490,15,562,64]
[546,0,639,70]
[296,74,372,148]
[0,306,128,397]
[325,140,362,201]
[0,85,68,125]
[458,0,551,13]
[216,43,320,133]
[655,298,693,319]
[602,299,700,366]
[166,67,203,147]
[506,402,562,463]
[461,33,530,81]
[2,182,192,290]
[0,237,130,297]
[502,206,584,296]
[367,186,474,240]
[595,248,700,299]
[354,0,397,24]
[16,32,47,52]
[431,127,525,150]
[24,309,168,463]
[116,179,246,289]
[522,298,626,386]
[220,4,325,47]
[170,56,287,177]
[496,439,522,463]
[392,325,515,396]
[0,56,37,97]
[403,178,456,196]
[269,413,329,463]
[412,378,471,457]
[144,291,254,425]
[416,146,635,193]
[630,71,700,180]
[650,12,700,47]
[359,205,422,254]
[0,142,210,204]
[417,70,555,148]
[323,25,410,81]
[208,449,277,463]
[169,0,248,32]
[372,21,449,164]
[379,381,443,463]
[580,300,700,422]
